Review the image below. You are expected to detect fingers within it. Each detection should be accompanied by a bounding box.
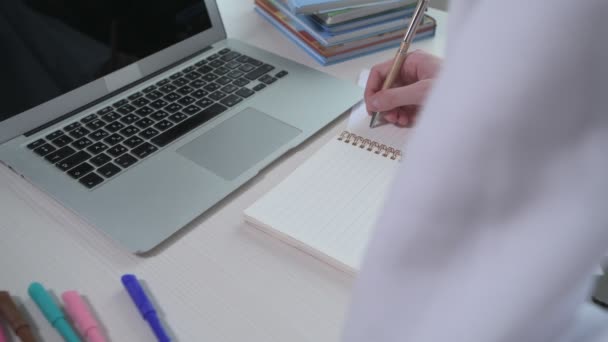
[367,79,433,113]
[365,59,397,109]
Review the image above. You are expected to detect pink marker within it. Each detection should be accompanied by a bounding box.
[0,321,6,342]
[61,291,106,342]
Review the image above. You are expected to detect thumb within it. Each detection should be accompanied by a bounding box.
[367,80,433,112]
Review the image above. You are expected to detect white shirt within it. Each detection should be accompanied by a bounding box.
[342,1,608,341]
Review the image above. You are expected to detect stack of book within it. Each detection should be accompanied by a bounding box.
[254,0,437,65]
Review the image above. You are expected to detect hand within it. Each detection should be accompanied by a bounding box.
[365,50,442,127]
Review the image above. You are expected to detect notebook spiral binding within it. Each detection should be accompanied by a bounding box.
[337,131,402,161]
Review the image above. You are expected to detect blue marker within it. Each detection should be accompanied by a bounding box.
[28,282,82,342]
[121,274,171,342]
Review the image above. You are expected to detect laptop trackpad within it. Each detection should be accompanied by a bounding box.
[177,107,301,180]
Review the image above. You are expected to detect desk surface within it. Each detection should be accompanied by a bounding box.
[0,4,447,342]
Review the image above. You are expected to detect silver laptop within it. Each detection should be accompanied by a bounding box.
[0,0,361,253]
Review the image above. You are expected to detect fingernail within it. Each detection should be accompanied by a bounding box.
[370,98,380,111]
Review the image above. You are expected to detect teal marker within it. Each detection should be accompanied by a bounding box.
[28,282,82,342]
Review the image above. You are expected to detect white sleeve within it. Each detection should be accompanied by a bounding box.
[342,1,608,341]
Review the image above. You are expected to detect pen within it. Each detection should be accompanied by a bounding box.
[28,283,81,342]
[61,291,106,342]
[0,291,36,342]
[121,274,171,342]
[370,0,430,128]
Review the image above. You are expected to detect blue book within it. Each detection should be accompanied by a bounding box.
[255,5,436,66]
[288,0,406,14]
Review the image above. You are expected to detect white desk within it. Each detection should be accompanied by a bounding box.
[0,4,447,342]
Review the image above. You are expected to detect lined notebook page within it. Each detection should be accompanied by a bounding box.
[244,71,410,273]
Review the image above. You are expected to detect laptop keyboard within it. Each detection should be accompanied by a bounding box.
[25,48,289,189]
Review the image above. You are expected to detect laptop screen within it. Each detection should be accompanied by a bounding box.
[1,0,212,124]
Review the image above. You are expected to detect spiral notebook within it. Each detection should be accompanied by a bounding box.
[244,71,409,273]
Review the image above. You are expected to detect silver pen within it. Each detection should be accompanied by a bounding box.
[369,0,429,128]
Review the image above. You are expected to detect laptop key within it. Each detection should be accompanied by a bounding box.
[177,96,196,106]
[170,72,183,80]
[135,118,155,129]
[233,78,250,87]
[163,92,182,102]
[220,94,243,107]
[183,105,201,115]
[151,103,227,147]
[182,65,196,73]
[154,120,174,131]
[56,151,91,171]
[149,110,169,121]
[185,72,201,80]
[89,129,109,141]
[132,142,158,159]
[169,112,188,123]
[98,106,113,115]
[90,153,111,167]
[86,119,106,130]
[115,154,138,168]
[142,85,157,93]
[145,90,164,101]
[191,89,208,99]
[197,65,213,74]
[87,142,108,154]
[189,79,206,89]
[209,91,227,101]
[220,51,240,62]
[221,84,238,93]
[276,70,288,78]
[112,99,128,108]
[132,97,150,108]
[172,78,189,87]
[235,87,254,98]
[72,137,93,150]
[195,60,206,67]
[245,64,275,80]
[124,136,144,148]
[218,48,230,55]
[79,172,104,188]
[27,139,46,149]
[177,86,194,95]
[119,126,140,137]
[140,128,160,139]
[107,144,128,157]
[227,70,244,79]
[128,92,142,100]
[34,143,56,156]
[238,64,255,72]
[103,134,124,146]
[209,60,224,68]
[260,75,277,85]
[69,127,90,139]
[165,103,183,113]
[98,162,121,178]
[117,104,136,115]
[214,67,229,76]
[195,98,213,108]
[216,76,232,85]
[64,122,82,132]
[51,135,74,147]
[150,99,168,109]
[202,73,218,82]
[101,112,120,123]
[67,162,94,179]
[46,130,64,140]
[225,60,241,69]
[106,121,125,133]
[120,113,140,124]
[253,83,266,91]
[45,146,76,163]
[134,107,154,117]
[207,53,221,60]
[159,84,177,93]
[81,113,98,124]
[156,78,170,86]
[203,83,220,92]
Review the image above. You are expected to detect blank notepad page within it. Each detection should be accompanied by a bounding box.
[244,99,409,273]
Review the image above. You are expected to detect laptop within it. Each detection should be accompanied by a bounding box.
[0,0,361,253]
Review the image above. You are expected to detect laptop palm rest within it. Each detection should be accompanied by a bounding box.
[177,107,301,180]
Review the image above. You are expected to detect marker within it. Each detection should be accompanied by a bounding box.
[61,291,106,342]
[0,291,36,342]
[28,283,81,342]
[0,319,7,342]
[121,275,171,342]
